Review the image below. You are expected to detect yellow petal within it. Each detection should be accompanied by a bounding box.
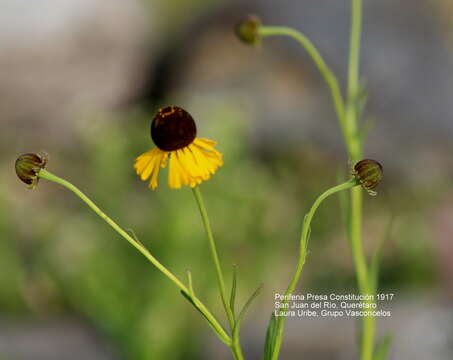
[134,148,168,190]
[134,151,153,175]
[168,152,181,189]
[189,144,215,174]
[194,138,218,148]
[135,137,223,190]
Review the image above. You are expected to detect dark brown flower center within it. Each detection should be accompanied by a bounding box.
[151,106,197,151]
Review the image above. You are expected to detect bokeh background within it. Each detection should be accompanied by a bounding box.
[1,0,453,359]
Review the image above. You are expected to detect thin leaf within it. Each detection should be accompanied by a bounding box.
[302,214,312,255]
[180,291,229,345]
[304,226,311,254]
[374,334,393,360]
[264,312,278,360]
[187,270,195,298]
[233,284,263,340]
[229,264,238,318]
[125,228,145,247]
[180,291,205,321]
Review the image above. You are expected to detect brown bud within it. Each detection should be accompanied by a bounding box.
[15,152,48,189]
[235,15,262,46]
[353,159,383,196]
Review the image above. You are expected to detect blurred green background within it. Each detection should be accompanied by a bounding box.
[1,0,453,359]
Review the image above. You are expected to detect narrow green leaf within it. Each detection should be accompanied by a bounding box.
[187,270,195,298]
[374,334,392,360]
[180,291,229,345]
[229,264,238,319]
[304,226,311,254]
[180,291,205,320]
[264,312,278,360]
[125,228,145,247]
[302,214,312,254]
[233,284,263,340]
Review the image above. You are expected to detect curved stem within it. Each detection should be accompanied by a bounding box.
[38,169,231,346]
[271,179,359,360]
[192,187,244,360]
[258,26,353,153]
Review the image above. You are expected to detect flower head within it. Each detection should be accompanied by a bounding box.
[134,106,223,190]
[15,152,48,189]
[235,15,262,46]
[352,159,383,196]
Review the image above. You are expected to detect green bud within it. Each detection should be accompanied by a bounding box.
[235,15,262,46]
[353,159,383,196]
[15,152,48,189]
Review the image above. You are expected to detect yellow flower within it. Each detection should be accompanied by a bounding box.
[134,106,223,190]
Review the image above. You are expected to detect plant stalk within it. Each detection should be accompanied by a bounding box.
[346,1,375,359]
[192,187,244,360]
[38,169,231,346]
[271,179,359,360]
[259,26,353,154]
[259,0,376,358]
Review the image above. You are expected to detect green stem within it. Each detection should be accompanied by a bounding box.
[350,186,374,360]
[259,2,375,359]
[345,0,363,157]
[348,0,362,104]
[231,343,245,360]
[258,26,353,153]
[192,187,243,360]
[349,188,366,291]
[350,186,375,359]
[38,169,231,346]
[271,179,359,360]
[346,1,375,359]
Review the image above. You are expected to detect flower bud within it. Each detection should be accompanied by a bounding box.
[15,152,48,189]
[353,159,383,196]
[235,15,262,46]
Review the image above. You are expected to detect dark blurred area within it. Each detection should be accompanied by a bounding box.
[1,0,453,359]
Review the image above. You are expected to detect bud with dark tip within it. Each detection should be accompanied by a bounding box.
[235,15,262,46]
[353,159,383,196]
[15,152,48,189]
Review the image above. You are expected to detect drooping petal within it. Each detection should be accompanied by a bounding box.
[134,150,154,175]
[194,137,218,148]
[193,139,224,170]
[135,137,223,190]
[194,138,223,160]
[134,148,168,190]
[190,144,216,175]
[164,137,223,189]
[168,151,182,189]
